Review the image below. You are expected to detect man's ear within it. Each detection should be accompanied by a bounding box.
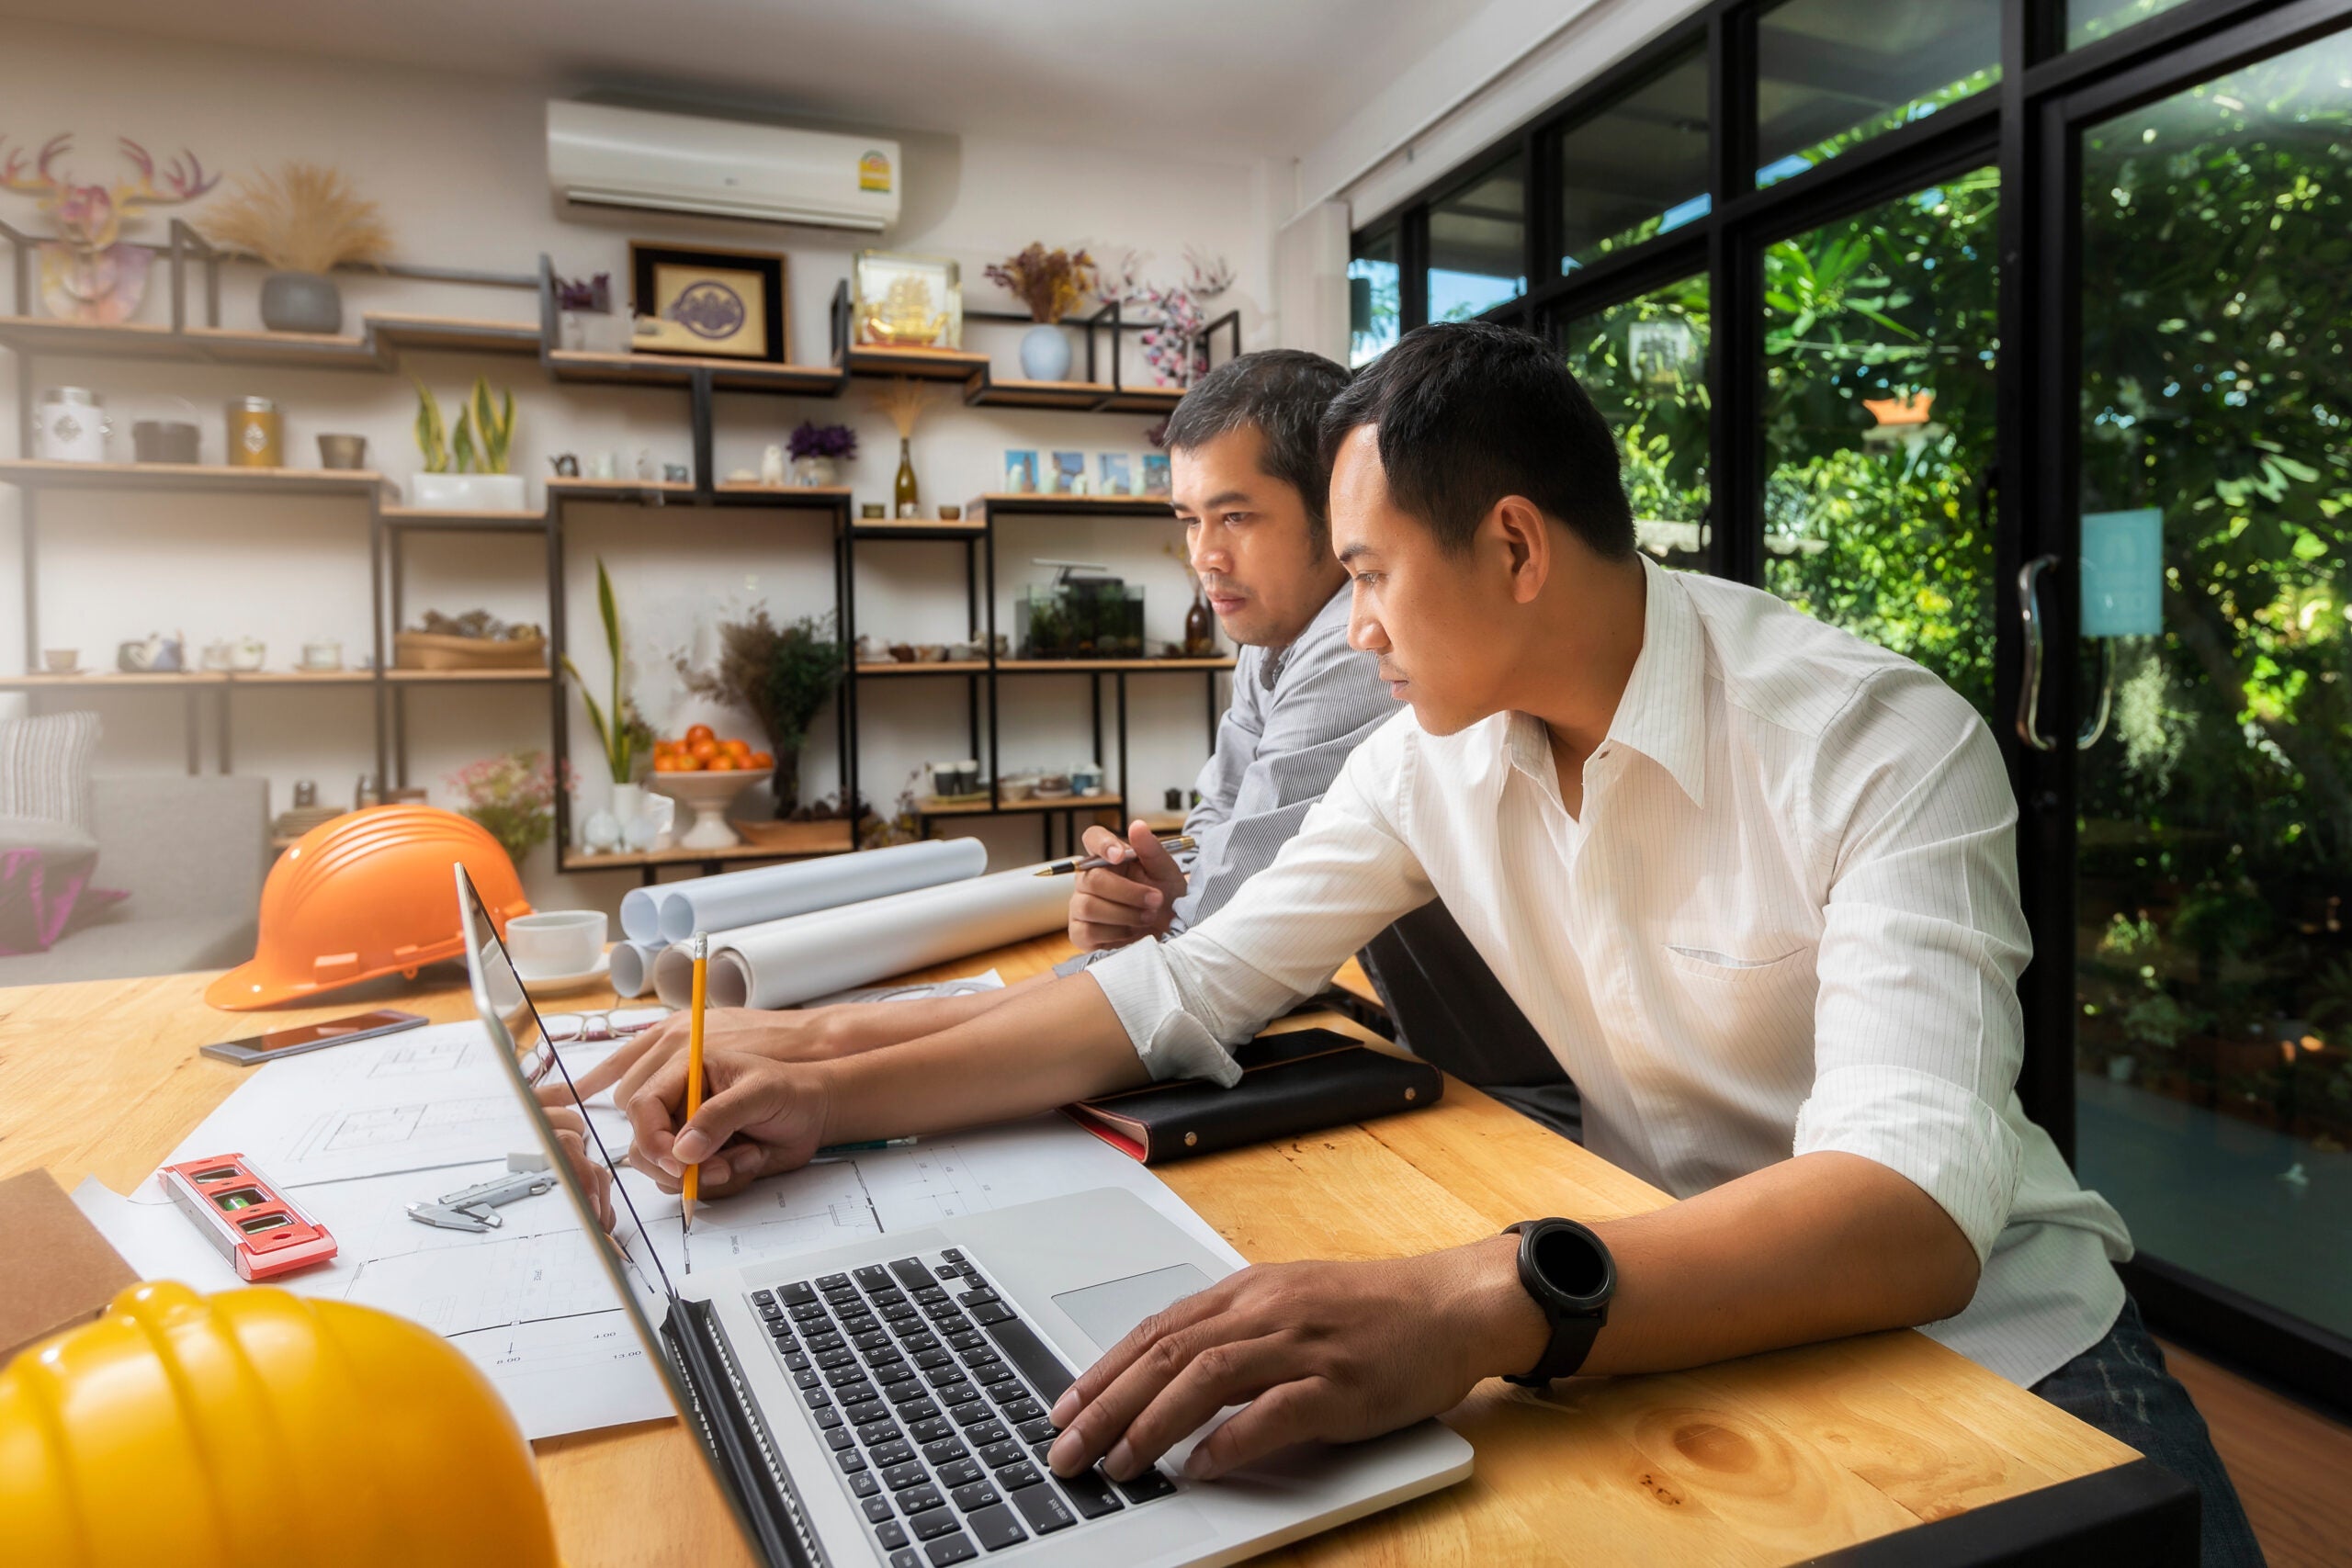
[1487,495,1551,604]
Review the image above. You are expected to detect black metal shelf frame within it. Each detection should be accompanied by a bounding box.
[1351,0,2352,1407]
[843,493,1229,860]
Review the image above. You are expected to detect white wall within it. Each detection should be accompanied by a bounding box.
[0,20,1273,913]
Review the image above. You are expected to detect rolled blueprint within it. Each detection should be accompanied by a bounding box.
[652,864,1072,1010]
[617,838,987,944]
[607,941,665,999]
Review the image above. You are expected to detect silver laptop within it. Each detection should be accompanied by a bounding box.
[456,866,1471,1568]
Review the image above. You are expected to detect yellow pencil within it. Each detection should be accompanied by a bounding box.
[684,931,708,1230]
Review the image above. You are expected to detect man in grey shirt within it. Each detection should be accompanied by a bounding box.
[576,352,1570,1134]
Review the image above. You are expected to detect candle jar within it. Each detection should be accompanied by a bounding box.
[35,388,109,463]
[226,397,283,468]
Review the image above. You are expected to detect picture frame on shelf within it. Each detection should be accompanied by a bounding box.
[1096,452,1135,497]
[628,241,787,362]
[1003,449,1038,492]
[1140,451,1170,496]
[1047,450,1086,494]
[853,250,963,350]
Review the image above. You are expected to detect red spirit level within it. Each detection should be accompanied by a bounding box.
[159,1153,338,1281]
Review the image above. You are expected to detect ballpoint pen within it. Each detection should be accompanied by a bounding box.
[1034,834,1194,876]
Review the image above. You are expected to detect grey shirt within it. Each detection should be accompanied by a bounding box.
[1170,581,1393,931]
[1057,581,1390,972]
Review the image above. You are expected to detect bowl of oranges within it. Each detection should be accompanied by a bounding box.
[649,725,775,850]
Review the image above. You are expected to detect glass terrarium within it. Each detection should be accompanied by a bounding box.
[1019,565,1144,659]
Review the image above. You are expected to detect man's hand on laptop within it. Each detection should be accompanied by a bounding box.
[1046,1237,1545,1483]
[1069,820,1189,950]
[621,1050,832,1199]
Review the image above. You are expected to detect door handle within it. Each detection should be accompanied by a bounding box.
[2018,553,2112,752]
[2017,554,2059,752]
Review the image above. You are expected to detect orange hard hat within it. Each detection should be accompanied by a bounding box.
[0,1280,560,1568]
[207,805,530,1010]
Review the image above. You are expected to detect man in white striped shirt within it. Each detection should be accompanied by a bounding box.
[631,322,2255,1562]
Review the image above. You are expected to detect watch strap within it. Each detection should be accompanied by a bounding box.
[1501,1219,1609,1387]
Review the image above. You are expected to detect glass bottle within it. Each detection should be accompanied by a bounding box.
[894,437,919,518]
[1184,582,1215,656]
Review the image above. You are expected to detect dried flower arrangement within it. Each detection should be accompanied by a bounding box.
[1098,250,1236,388]
[673,609,845,813]
[866,378,934,440]
[984,243,1096,325]
[447,750,567,863]
[202,162,390,275]
[787,421,858,461]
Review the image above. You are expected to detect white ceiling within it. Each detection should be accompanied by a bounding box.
[11,0,1490,162]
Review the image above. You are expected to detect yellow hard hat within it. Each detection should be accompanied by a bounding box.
[0,1280,560,1568]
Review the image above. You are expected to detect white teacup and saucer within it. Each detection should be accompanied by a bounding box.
[505,909,611,995]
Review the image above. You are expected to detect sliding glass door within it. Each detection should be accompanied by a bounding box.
[2064,26,2352,1347]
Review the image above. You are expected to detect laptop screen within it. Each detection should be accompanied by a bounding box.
[452,864,775,1558]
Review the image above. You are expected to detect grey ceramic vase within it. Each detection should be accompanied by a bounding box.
[260,271,343,334]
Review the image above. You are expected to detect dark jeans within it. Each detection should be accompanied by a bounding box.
[2030,1294,2264,1567]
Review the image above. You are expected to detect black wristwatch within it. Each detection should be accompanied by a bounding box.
[1500,1218,1615,1386]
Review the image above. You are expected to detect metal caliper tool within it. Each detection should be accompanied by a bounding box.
[407,1167,558,1232]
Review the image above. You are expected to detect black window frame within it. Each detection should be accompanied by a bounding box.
[1350,0,2352,1416]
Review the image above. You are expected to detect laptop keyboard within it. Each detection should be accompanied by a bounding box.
[752,1246,1178,1565]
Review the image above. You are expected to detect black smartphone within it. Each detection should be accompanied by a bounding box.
[199,1009,429,1066]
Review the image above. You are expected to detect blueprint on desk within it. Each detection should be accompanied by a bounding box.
[78,1000,1238,1442]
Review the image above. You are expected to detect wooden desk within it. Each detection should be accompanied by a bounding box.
[0,941,2184,1566]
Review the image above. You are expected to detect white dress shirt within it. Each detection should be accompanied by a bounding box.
[1092,558,2132,1387]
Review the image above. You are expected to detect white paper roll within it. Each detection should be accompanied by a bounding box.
[616,838,986,944]
[607,941,665,998]
[652,864,1073,1010]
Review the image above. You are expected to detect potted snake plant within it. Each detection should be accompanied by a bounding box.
[410,377,525,511]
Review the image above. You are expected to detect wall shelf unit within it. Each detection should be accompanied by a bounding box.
[841,488,1229,859]
[0,458,386,495]
[3,226,1241,878]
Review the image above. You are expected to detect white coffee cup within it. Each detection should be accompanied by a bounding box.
[504,910,606,978]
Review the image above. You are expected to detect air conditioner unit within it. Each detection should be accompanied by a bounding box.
[547,101,899,232]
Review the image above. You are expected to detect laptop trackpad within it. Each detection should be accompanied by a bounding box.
[1052,1262,1215,1353]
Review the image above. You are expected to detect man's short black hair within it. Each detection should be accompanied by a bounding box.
[1320,321,1634,559]
[1163,348,1354,546]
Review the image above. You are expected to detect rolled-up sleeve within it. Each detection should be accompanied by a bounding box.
[1791,673,2029,1264]
[1092,717,1433,1083]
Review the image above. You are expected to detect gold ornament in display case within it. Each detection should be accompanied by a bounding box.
[854,250,961,350]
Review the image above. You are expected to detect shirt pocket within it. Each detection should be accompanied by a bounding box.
[1654,940,1819,1076]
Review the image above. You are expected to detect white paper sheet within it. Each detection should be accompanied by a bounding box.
[103,1005,1238,1443]
[655,867,1072,1009]
[618,838,985,945]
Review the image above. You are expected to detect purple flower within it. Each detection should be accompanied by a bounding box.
[788,421,858,461]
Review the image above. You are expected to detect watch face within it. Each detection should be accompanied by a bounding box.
[1530,1222,1612,1308]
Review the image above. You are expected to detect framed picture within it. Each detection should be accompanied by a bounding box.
[629,242,787,362]
[1048,450,1087,494]
[1003,449,1038,492]
[1139,451,1171,496]
[854,250,963,350]
[1096,452,1135,496]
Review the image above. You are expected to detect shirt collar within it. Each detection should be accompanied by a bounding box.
[1261,580,1353,690]
[1501,558,1708,809]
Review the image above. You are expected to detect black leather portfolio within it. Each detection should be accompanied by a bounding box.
[1063,1029,1442,1165]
